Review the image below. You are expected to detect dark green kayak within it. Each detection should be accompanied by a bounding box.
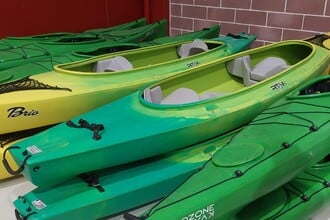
[237,155,330,220]
[0,25,220,84]
[0,19,167,70]
[128,75,330,220]
[0,18,148,50]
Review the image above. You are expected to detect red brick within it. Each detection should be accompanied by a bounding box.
[251,40,265,48]
[268,13,303,29]
[287,0,325,15]
[171,4,182,16]
[183,5,207,19]
[208,8,235,22]
[195,0,220,7]
[170,16,194,30]
[304,16,330,32]
[326,1,330,16]
[250,26,282,42]
[194,20,220,31]
[170,28,183,36]
[282,29,317,40]
[236,10,267,26]
[171,0,194,4]
[252,0,285,12]
[222,0,251,9]
[220,22,249,35]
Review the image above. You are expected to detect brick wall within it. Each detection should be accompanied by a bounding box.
[170,0,330,47]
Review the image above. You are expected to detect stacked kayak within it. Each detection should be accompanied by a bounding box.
[237,155,330,220]
[12,129,239,220]
[0,18,148,50]
[125,75,330,220]
[0,24,220,84]
[4,40,328,187]
[0,19,167,70]
[12,75,330,220]
[0,32,255,134]
[0,24,221,180]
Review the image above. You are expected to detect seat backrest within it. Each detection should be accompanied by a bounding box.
[93,56,133,72]
[177,39,208,58]
[161,87,200,105]
[143,86,163,103]
[226,55,257,86]
[226,55,252,78]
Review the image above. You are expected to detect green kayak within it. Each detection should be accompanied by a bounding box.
[0,19,167,70]
[4,40,328,187]
[237,155,330,220]
[0,25,220,84]
[0,18,148,50]
[11,75,330,220]
[133,75,330,220]
[0,33,254,135]
[12,129,238,220]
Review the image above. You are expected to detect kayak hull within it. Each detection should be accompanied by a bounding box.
[6,41,328,187]
[12,131,236,220]
[141,75,330,220]
[0,24,220,84]
[237,157,330,220]
[0,18,148,50]
[0,19,167,70]
[0,33,255,134]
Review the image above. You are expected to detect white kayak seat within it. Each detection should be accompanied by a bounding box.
[143,86,163,104]
[178,39,208,58]
[93,56,133,72]
[227,55,289,86]
[250,57,289,81]
[226,55,257,86]
[226,55,252,78]
[161,87,200,105]
[199,91,228,100]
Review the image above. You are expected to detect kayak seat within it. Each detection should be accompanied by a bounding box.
[93,56,133,72]
[200,91,228,100]
[250,57,289,81]
[227,55,288,86]
[143,86,163,103]
[177,39,208,58]
[144,87,227,104]
[161,87,200,104]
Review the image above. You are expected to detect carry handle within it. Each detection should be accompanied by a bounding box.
[2,146,30,176]
[15,209,27,220]
[66,118,104,140]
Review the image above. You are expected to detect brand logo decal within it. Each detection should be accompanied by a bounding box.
[270,82,286,91]
[187,61,200,68]
[7,107,39,118]
[181,204,215,220]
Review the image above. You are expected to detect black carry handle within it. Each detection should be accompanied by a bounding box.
[15,209,36,220]
[2,146,30,176]
[66,118,104,140]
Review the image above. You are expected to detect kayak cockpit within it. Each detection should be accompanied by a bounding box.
[142,41,314,106]
[58,39,225,73]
